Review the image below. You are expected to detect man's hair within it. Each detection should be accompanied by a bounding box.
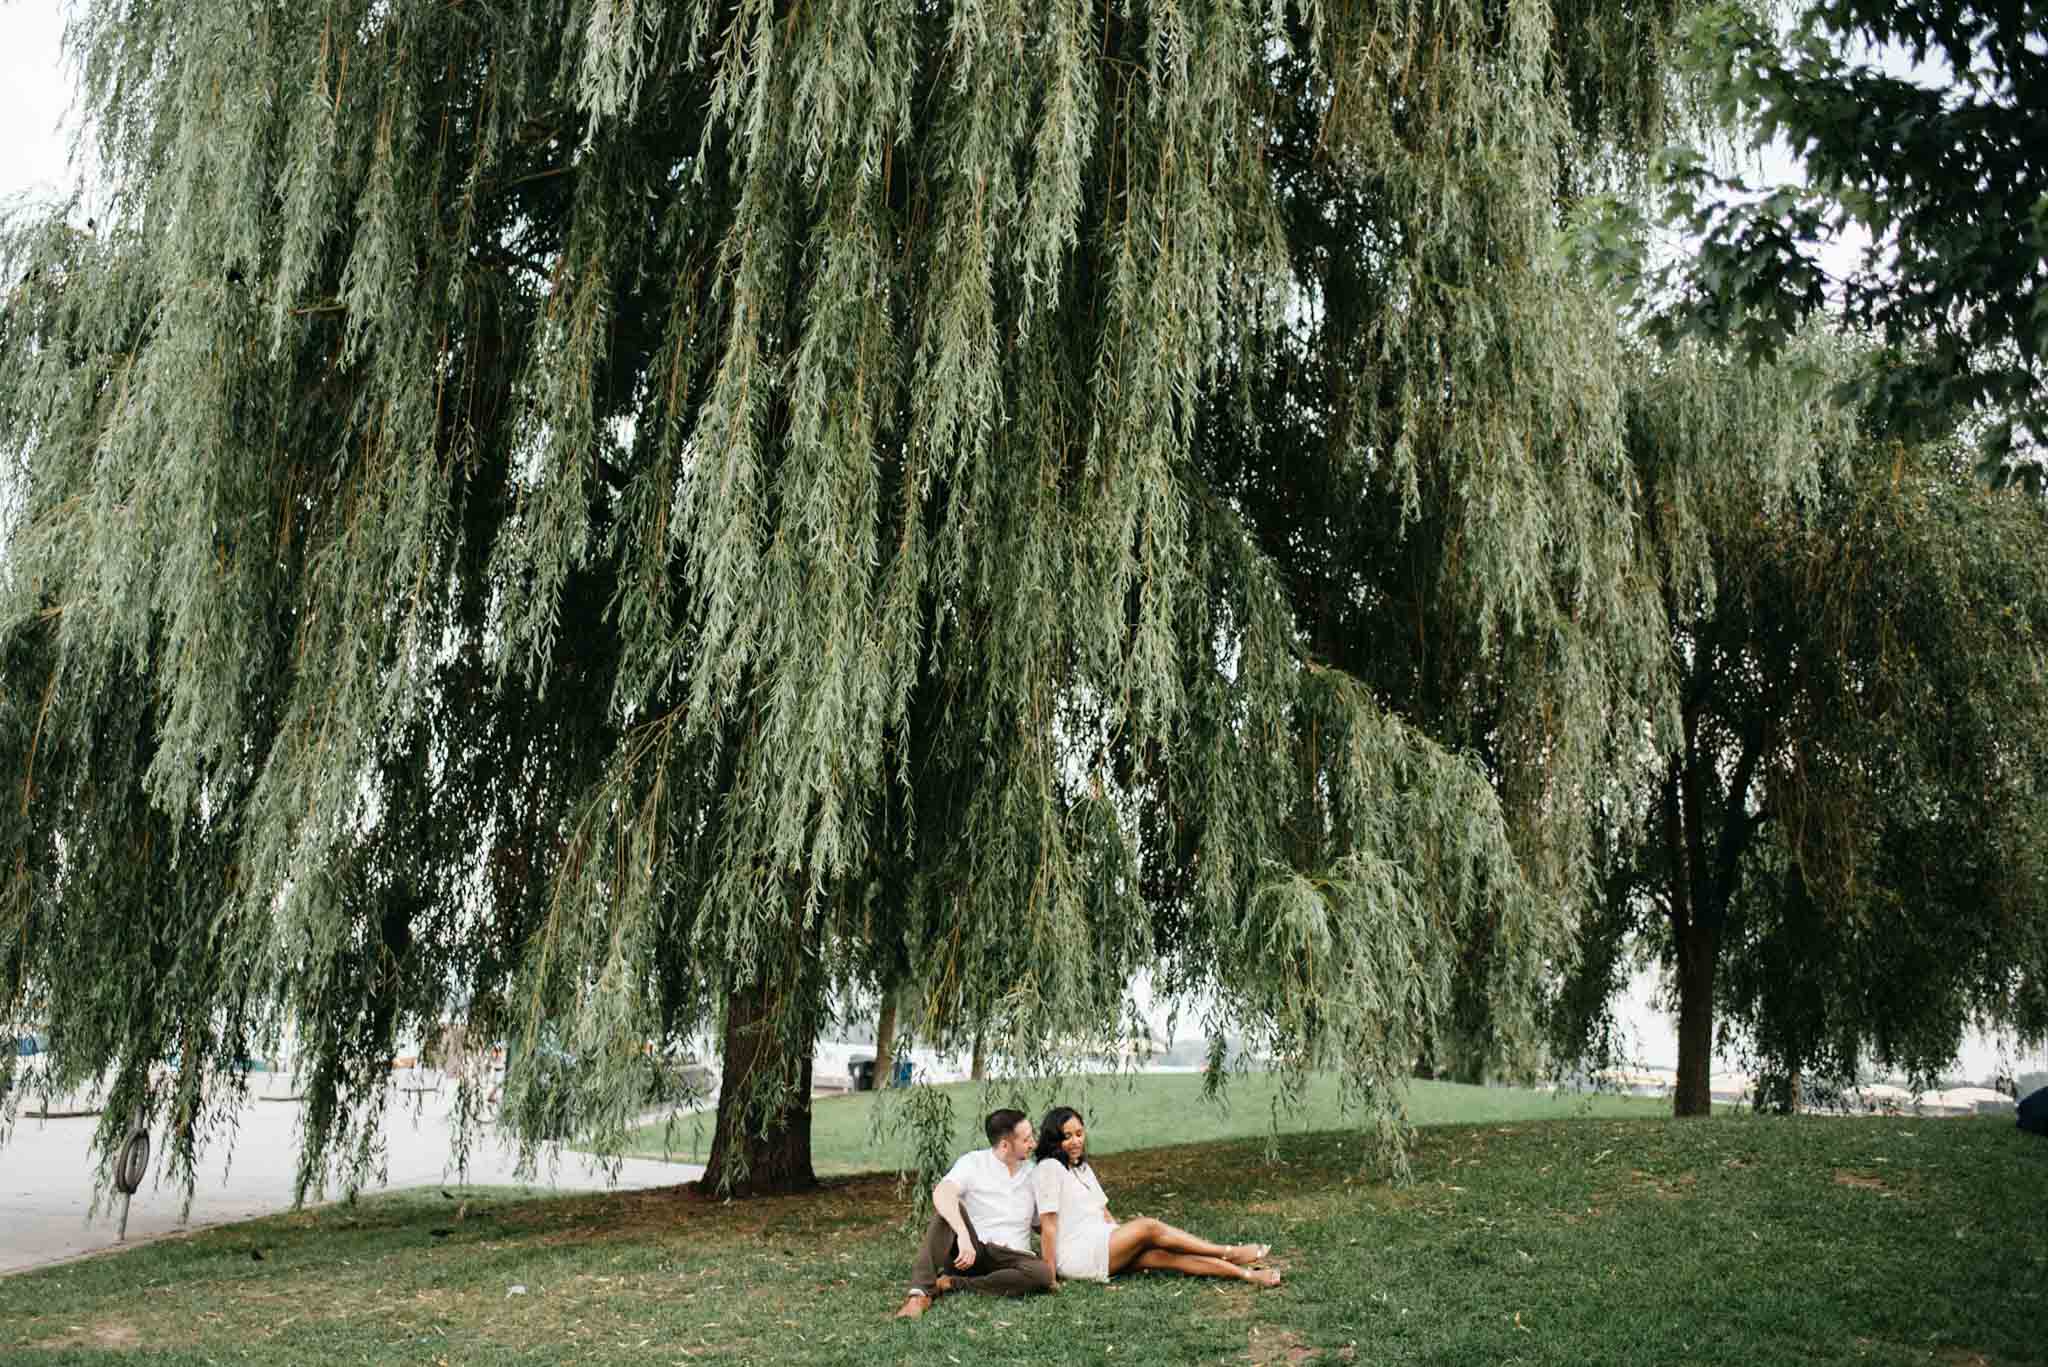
[984,1108,1028,1147]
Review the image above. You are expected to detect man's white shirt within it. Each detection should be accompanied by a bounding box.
[942,1148,1039,1252]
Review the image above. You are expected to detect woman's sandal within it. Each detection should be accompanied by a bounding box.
[1226,1243,1270,1267]
[1238,1266,1282,1288]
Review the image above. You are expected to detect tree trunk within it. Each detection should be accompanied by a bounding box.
[1672,920,1720,1118]
[970,1031,987,1082]
[1448,1055,1489,1088]
[1756,1069,1801,1115]
[696,975,818,1198]
[872,989,899,1089]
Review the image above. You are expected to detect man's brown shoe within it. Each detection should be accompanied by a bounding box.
[933,1275,958,1296]
[894,1293,930,1319]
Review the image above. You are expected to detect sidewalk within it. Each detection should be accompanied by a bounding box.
[0,1090,702,1277]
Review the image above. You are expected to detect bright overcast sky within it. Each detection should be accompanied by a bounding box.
[0,3,2034,1086]
[0,6,75,211]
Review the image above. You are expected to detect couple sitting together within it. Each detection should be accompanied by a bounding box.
[894,1105,1283,1319]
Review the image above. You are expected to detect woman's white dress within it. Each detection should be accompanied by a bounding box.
[1033,1159,1115,1282]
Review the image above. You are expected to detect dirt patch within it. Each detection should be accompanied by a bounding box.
[1831,1169,1895,1196]
[1570,1182,1643,1219]
[34,1321,143,1350]
[1373,1185,1434,1211]
[1628,1170,1698,1199]
[1247,1326,1320,1364]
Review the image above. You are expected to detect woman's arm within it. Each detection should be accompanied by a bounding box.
[1040,1212,1060,1289]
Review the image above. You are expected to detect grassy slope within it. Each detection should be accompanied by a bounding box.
[3,1115,2043,1365]
[623,1073,1674,1171]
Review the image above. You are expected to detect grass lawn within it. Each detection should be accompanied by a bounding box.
[3,1114,2043,1364]
[621,1073,1675,1171]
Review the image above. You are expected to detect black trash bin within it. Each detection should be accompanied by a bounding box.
[2019,1085,2048,1136]
[850,1058,876,1091]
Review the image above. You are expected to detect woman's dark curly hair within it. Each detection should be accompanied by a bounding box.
[1035,1106,1085,1167]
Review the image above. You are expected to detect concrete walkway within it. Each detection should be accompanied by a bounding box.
[0,1090,702,1277]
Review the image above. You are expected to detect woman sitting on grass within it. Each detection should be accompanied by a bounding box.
[1032,1106,1282,1289]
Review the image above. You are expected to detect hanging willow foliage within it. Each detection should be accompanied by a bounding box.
[2,0,1702,1198]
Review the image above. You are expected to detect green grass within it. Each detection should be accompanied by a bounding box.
[4,1114,2043,1364]
[621,1072,1675,1171]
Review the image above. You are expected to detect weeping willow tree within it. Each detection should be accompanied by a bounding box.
[2,0,1701,1200]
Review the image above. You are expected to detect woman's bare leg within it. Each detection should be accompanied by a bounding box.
[1108,1217,1270,1272]
[1131,1250,1281,1287]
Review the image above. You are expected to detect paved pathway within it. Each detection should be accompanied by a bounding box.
[1,1088,702,1277]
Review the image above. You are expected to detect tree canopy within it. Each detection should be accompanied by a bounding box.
[1650,0,2047,470]
[1551,0,2048,1109]
[2,0,1715,1198]
[1557,337,2048,1114]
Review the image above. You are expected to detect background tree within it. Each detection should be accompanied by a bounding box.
[4,0,1700,1199]
[1649,0,2047,471]
[1558,340,2048,1115]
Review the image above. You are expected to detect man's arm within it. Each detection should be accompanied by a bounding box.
[931,1180,977,1270]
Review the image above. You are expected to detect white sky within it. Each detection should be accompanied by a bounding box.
[0,6,74,212]
[0,5,2034,1085]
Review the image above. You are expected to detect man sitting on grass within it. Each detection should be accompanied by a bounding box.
[894,1108,1053,1318]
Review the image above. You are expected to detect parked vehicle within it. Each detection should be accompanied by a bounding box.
[846,1054,914,1091]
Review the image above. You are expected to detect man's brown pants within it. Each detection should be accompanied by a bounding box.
[908,1208,1053,1297]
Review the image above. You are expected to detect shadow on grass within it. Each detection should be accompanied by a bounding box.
[3,1116,2043,1365]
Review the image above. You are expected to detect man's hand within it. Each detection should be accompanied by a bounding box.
[932,1181,974,1271]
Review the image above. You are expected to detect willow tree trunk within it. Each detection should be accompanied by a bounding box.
[872,990,899,1090]
[696,978,818,1197]
[970,1032,987,1082]
[1672,921,1720,1117]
